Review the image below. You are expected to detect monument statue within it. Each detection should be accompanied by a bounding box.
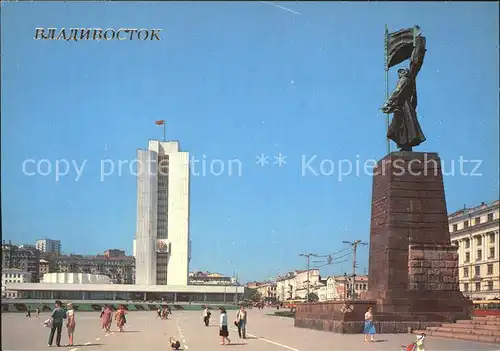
[381,26,427,151]
[294,25,472,335]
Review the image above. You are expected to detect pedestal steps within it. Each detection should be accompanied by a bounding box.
[413,316,500,344]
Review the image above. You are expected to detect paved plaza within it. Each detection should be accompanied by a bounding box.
[2,309,498,350]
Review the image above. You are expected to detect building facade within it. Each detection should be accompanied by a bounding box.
[252,282,277,301]
[104,249,126,258]
[41,272,111,284]
[189,271,236,285]
[39,259,50,276]
[449,200,500,300]
[8,283,244,303]
[134,140,191,286]
[45,252,135,284]
[2,243,40,282]
[276,269,321,301]
[2,268,32,299]
[36,239,61,255]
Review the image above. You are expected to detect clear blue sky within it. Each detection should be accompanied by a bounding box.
[1,2,498,282]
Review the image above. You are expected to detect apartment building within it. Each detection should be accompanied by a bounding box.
[449,200,500,300]
[36,239,62,255]
[2,242,40,282]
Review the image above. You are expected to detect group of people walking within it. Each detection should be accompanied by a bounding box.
[100,304,127,332]
[43,301,128,348]
[44,300,76,347]
[157,305,172,319]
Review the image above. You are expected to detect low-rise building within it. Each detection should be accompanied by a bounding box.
[254,282,277,301]
[276,269,321,301]
[39,259,50,276]
[449,200,500,300]
[2,268,32,299]
[188,271,236,285]
[41,272,112,284]
[325,275,369,300]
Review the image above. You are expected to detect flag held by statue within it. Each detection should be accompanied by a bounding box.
[386,26,425,69]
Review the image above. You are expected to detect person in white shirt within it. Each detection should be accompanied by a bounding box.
[218,308,231,345]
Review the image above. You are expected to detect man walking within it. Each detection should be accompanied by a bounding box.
[48,300,67,347]
[236,306,247,339]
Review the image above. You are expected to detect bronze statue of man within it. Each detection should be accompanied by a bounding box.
[381,32,427,151]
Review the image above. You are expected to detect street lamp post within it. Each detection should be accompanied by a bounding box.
[299,253,318,302]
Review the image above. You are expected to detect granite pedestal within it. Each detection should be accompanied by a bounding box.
[295,152,472,333]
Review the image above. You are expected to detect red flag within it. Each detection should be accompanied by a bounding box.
[155,120,164,125]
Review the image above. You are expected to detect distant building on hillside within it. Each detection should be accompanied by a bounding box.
[189,271,235,285]
[1,242,40,282]
[36,238,61,255]
[104,249,126,258]
[42,250,135,284]
[19,244,36,249]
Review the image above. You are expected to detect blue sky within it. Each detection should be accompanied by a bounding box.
[1,2,498,282]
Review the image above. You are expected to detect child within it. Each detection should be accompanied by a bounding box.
[169,337,181,350]
[400,333,426,351]
[415,333,426,351]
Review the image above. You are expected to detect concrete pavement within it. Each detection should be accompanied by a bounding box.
[2,309,498,350]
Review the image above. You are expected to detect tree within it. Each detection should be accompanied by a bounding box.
[244,288,262,302]
[307,292,319,302]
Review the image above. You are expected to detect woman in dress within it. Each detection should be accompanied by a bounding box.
[115,305,127,332]
[101,305,112,333]
[364,306,376,342]
[66,303,76,346]
[219,308,231,345]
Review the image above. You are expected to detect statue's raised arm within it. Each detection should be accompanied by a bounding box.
[409,36,426,79]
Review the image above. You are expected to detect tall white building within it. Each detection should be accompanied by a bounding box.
[134,140,191,286]
[36,239,61,255]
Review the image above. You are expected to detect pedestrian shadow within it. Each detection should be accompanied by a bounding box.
[122,330,140,333]
[72,343,104,347]
[244,337,258,340]
[227,343,247,346]
[372,340,388,343]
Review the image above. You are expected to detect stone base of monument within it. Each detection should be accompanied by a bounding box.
[295,152,472,334]
[294,300,445,334]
